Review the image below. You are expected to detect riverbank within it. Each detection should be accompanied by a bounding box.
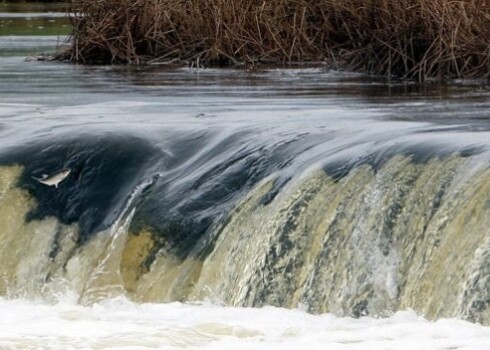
[56,0,490,81]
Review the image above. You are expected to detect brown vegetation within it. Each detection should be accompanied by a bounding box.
[60,0,490,81]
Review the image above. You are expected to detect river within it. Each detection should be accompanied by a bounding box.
[0,4,489,349]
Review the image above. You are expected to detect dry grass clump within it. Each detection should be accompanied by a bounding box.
[61,0,490,80]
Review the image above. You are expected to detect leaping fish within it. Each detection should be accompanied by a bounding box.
[32,168,71,188]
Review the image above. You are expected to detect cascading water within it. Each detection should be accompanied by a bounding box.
[0,125,488,326]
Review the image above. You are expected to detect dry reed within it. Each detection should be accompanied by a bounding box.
[59,0,490,81]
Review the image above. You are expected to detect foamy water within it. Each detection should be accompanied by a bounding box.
[0,297,489,350]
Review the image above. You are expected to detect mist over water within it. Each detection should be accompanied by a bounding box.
[1,7,490,348]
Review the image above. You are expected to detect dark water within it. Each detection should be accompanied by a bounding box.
[0,4,489,325]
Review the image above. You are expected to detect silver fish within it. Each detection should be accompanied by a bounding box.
[32,168,71,188]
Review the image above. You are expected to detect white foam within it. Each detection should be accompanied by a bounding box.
[0,297,488,350]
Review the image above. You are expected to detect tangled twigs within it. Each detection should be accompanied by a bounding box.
[57,0,490,81]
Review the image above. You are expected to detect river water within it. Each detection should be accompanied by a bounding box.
[1,5,490,350]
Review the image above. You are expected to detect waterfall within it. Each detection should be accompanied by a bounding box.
[0,151,488,324]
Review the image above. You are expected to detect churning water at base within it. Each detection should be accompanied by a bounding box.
[1,297,489,350]
[1,28,490,348]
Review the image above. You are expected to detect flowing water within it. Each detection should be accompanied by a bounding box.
[0,4,490,349]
